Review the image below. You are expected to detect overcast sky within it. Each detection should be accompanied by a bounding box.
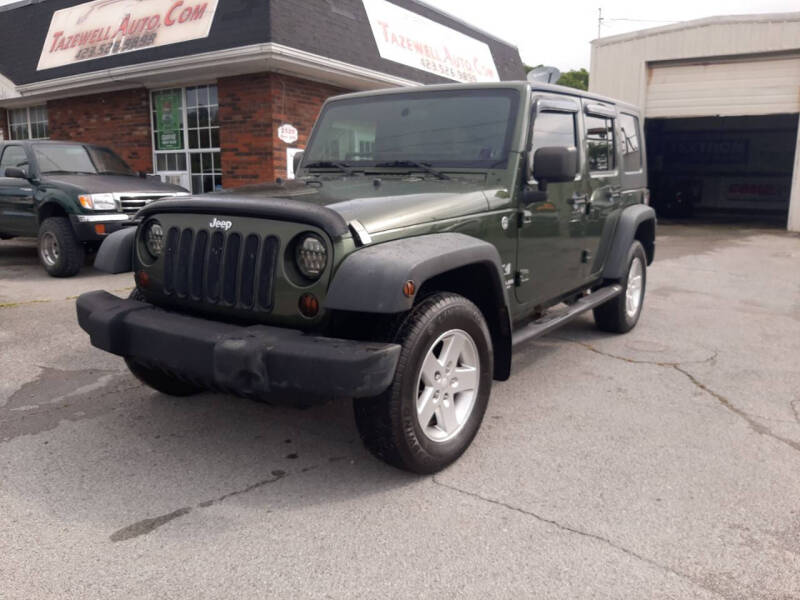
[426,0,800,71]
[1,0,798,72]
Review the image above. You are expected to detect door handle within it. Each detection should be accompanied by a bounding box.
[567,194,587,207]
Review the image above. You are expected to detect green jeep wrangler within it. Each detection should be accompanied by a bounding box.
[77,82,655,473]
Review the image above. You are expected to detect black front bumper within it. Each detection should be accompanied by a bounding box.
[76,291,401,401]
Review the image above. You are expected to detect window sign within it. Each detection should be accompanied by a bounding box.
[362,0,499,83]
[156,91,183,150]
[38,0,219,71]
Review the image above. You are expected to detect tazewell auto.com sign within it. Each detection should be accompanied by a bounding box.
[37,0,219,71]
[362,0,499,83]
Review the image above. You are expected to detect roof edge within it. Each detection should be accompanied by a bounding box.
[592,11,800,47]
[2,43,422,106]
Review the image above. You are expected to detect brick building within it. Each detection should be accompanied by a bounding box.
[0,0,524,194]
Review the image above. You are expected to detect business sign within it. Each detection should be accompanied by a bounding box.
[362,0,499,83]
[37,0,219,71]
[278,124,299,144]
[155,90,183,150]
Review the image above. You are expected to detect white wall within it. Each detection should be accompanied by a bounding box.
[590,13,800,110]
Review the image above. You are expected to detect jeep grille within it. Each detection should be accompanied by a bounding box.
[162,226,279,311]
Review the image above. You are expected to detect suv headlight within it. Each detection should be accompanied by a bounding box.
[79,193,117,211]
[295,233,328,280]
[143,220,165,259]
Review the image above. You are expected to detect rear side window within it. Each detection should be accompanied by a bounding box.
[0,146,28,174]
[585,115,615,171]
[619,113,642,172]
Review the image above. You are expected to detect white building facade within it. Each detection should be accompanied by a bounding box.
[590,13,800,231]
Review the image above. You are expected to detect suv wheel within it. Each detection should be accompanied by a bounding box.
[354,293,493,474]
[38,217,85,277]
[124,289,204,397]
[593,240,647,333]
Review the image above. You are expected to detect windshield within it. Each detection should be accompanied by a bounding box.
[304,89,520,169]
[34,144,134,176]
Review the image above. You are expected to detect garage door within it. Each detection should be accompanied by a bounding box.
[646,55,800,118]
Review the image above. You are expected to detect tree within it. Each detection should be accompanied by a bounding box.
[556,68,589,91]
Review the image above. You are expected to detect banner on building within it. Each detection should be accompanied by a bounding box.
[155,90,183,151]
[37,0,219,71]
[362,0,499,83]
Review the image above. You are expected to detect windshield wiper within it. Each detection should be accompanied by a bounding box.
[303,160,354,175]
[374,160,450,180]
[42,170,96,175]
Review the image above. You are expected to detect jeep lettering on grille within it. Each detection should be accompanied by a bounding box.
[209,217,232,230]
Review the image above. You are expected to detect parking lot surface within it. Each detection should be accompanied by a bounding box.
[1,224,800,599]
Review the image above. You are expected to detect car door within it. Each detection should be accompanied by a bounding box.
[580,102,622,281]
[515,95,586,306]
[0,144,37,236]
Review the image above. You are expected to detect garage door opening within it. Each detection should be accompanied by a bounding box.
[645,114,798,225]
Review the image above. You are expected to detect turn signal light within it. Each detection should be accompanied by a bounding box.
[298,293,319,317]
[94,224,106,235]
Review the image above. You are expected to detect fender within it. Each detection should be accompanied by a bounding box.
[602,204,656,280]
[324,233,509,313]
[94,226,135,273]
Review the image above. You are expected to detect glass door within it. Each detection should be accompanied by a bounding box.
[151,85,221,194]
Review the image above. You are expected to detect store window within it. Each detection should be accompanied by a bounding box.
[151,85,221,194]
[7,106,48,140]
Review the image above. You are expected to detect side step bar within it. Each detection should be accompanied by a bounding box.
[511,284,623,347]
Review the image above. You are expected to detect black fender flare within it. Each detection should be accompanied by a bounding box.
[325,233,513,380]
[94,226,135,273]
[325,233,509,313]
[602,204,656,280]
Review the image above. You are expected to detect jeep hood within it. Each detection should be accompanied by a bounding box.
[210,177,494,235]
[41,174,188,195]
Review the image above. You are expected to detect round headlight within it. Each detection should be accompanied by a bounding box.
[295,234,328,280]
[144,220,164,259]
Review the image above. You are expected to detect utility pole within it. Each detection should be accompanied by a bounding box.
[597,7,603,38]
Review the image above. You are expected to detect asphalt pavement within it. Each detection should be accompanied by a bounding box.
[1,224,799,599]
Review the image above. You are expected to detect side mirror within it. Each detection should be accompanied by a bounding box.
[292,151,304,174]
[4,167,29,180]
[532,146,577,190]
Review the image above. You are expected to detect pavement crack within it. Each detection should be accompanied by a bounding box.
[555,336,718,367]
[109,469,287,542]
[431,477,728,599]
[791,398,800,426]
[558,337,800,456]
[674,365,800,455]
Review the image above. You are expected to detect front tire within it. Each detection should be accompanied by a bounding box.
[354,293,493,474]
[593,240,647,333]
[38,217,84,277]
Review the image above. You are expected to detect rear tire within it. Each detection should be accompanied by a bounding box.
[38,217,84,277]
[354,293,493,474]
[124,288,203,397]
[593,240,647,333]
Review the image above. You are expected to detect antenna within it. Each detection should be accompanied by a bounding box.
[598,7,603,38]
